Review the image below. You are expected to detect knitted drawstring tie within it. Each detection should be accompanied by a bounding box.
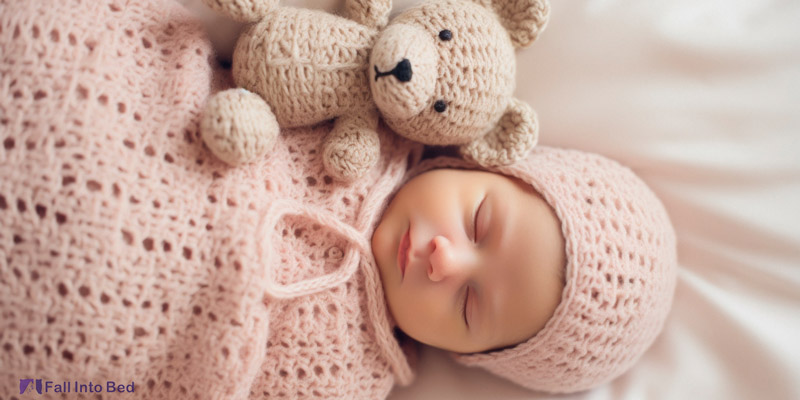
[258,198,370,299]
[256,198,414,385]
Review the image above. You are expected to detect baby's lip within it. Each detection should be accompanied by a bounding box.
[397,225,411,282]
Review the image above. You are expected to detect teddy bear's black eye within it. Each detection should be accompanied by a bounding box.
[434,100,447,113]
[438,30,452,41]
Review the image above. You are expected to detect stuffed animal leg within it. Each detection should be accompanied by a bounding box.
[323,109,381,181]
[201,89,280,165]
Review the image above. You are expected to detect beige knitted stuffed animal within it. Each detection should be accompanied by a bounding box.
[200,0,549,181]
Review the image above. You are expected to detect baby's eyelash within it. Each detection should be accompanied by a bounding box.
[472,197,485,242]
[461,286,470,327]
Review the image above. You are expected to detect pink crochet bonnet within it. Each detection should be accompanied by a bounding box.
[404,146,678,393]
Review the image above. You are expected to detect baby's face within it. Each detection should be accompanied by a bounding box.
[372,169,565,354]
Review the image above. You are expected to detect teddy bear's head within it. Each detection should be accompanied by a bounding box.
[369,0,549,165]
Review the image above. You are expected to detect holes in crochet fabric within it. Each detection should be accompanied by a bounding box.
[3,138,14,149]
[121,229,133,245]
[76,85,89,100]
[62,350,74,362]
[58,283,68,297]
[86,180,103,192]
[78,286,90,297]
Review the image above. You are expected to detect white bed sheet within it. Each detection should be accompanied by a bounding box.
[181,1,800,398]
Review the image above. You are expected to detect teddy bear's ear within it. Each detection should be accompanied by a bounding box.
[459,98,538,166]
[471,0,550,48]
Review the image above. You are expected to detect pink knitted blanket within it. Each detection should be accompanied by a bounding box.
[0,0,417,398]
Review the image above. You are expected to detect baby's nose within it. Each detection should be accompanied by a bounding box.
[427,236,472,282]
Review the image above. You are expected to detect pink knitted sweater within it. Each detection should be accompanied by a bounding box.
[0,0,417,398]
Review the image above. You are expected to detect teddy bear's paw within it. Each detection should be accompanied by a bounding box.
[460,98,539,167]
[201,88,279,165]
[322,126,380,182]
[201,0,279,23]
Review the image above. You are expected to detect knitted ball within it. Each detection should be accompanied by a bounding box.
[407,146,678,393]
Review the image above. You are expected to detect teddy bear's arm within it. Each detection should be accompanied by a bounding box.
[202,0,279,23]
[343,0,392,29]
[460,98,539,166]
[322,109,381,181]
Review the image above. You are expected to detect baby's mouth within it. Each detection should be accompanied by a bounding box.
[397,225,411,281]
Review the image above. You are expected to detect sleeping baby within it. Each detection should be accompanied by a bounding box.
[0,0,677,398]
[374,148,678,393]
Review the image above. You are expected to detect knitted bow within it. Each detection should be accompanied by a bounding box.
[255,197,415,385]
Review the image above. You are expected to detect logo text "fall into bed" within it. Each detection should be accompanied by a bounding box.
[19,379,135,395]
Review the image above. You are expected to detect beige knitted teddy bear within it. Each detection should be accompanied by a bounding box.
[200,0,549,181]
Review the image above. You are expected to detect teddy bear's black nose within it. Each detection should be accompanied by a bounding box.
[374,58,413,83]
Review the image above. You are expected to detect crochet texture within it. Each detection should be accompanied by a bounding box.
[0,0,416,398]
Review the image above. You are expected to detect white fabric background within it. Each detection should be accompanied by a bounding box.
[180,1,800,399]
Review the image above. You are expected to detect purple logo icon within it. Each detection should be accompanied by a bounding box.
[19,379,43,394]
